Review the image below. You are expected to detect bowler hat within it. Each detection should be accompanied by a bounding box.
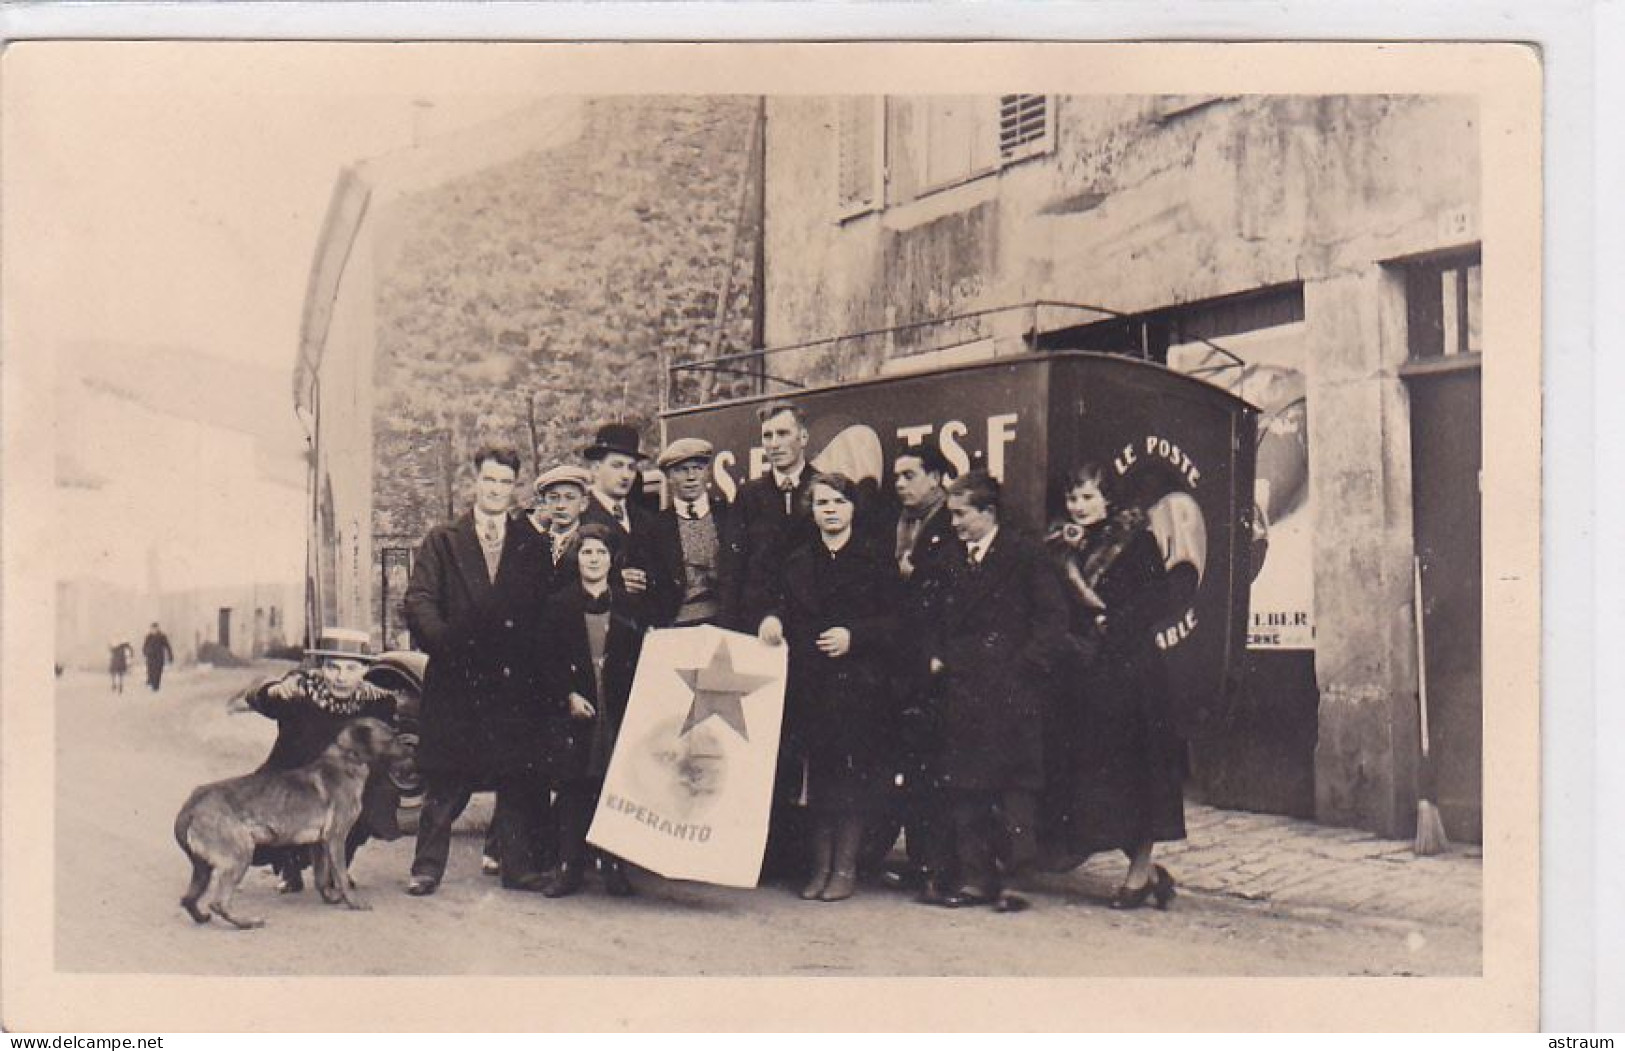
[656,437,715,471]
[306,627,376,663]
[580,423,646,462]
[535,464,593,494]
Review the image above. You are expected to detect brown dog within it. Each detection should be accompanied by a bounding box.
[174,717,403,928]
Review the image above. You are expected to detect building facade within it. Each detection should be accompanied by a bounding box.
[298,97,761,649]
[759,95,1483,840]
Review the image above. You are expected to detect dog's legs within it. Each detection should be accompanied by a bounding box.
[180,855,213,924]
[322,835,369,911]
[313,842,340,904]
[206,858,264,930]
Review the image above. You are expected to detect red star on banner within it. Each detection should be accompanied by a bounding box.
[677,640,775,741]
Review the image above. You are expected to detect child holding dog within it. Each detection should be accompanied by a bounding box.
[242,627,401,893]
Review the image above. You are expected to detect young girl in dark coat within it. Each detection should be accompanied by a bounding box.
[1041,463,1186,909]
[758,472,901,902]
[540,522,647,897]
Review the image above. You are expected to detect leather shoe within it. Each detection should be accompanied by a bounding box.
[939,885,996,908]
[405,875,440,897]
[601,859,635,898]
[880,866,927,892]
[501,871,552,894]
[914,879,949,906]
[544,862,585,898]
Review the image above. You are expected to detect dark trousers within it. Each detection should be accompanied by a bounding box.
[555,778,620,867]
[445,790,520,865]
[411,772,550,880]
[949,787,1038,893]
[909,779,954,879]
[761,752,809,879]
[146,661,164,690]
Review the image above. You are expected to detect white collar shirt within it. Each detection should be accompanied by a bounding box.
[675,494,712,520]
[592,489,631,532]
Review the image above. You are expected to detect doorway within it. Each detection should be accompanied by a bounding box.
[1405,363,1482,843]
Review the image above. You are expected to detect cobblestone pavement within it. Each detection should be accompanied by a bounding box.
[1035,803,1482,929]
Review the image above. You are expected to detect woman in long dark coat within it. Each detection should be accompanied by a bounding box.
[540,522,647,897]
[1042,462,1187,910]
[759,472,900,902]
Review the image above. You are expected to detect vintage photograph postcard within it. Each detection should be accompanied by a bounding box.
[1,41,1540,1031]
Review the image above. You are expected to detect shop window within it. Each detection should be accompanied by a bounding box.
[836,95,1055,215]
[1401,252,1482,360]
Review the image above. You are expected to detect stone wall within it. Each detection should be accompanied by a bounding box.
[369,96,761,552]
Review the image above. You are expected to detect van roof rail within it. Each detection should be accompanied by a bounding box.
[663,299,1246,411]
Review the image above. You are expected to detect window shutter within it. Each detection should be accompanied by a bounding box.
[998,94,1053,162]
[836,96,883,217]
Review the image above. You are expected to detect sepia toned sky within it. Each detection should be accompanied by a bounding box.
[6,44,557,595]
[7,43,554,370]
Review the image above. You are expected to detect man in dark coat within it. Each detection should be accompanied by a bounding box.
[924,469,1069,908]
[878,446,964,894]
[401,443,554,896]
[730,400,820,876]
[528,463,595,594]
[142,623,173,691]
[577,422,673,615]
[731,400,819,632]
[645,438,740,628]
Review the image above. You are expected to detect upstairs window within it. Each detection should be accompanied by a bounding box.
[998,94,1053,161]
[835,95,1055,216]
[835,96,885,219]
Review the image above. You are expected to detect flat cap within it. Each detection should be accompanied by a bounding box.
[656,437,716,470]
[534,464,593,494]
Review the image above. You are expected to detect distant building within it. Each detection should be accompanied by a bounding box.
[758,95,1482,840]
[297,98,762,649]
[54,343,306,669]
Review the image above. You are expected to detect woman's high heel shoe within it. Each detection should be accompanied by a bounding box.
[1151,864,1176,910]
[1109,878,1155,910]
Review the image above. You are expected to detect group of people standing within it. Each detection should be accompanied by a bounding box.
[383,398,1189,913]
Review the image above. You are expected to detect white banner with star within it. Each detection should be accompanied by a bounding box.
[587,625,788,888]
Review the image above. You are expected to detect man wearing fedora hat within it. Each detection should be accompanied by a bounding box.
[578,422,675,616]
[646,437,740,628]
[241,627,401,893]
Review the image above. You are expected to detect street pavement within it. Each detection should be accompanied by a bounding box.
[1054,804,1482,930]
[45,662,1483,981]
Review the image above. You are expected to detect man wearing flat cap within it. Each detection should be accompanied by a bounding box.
[529,463,595,594]
[647,438,741,628]
[578,422,674,616]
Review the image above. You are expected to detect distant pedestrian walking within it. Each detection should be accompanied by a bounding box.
[108,641,134,693]
[142,623,174,691]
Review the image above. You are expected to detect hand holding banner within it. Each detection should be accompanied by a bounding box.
[586,625,787,888]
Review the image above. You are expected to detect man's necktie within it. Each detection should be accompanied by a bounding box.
[612,503,629,531]
[780,482,795,515]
